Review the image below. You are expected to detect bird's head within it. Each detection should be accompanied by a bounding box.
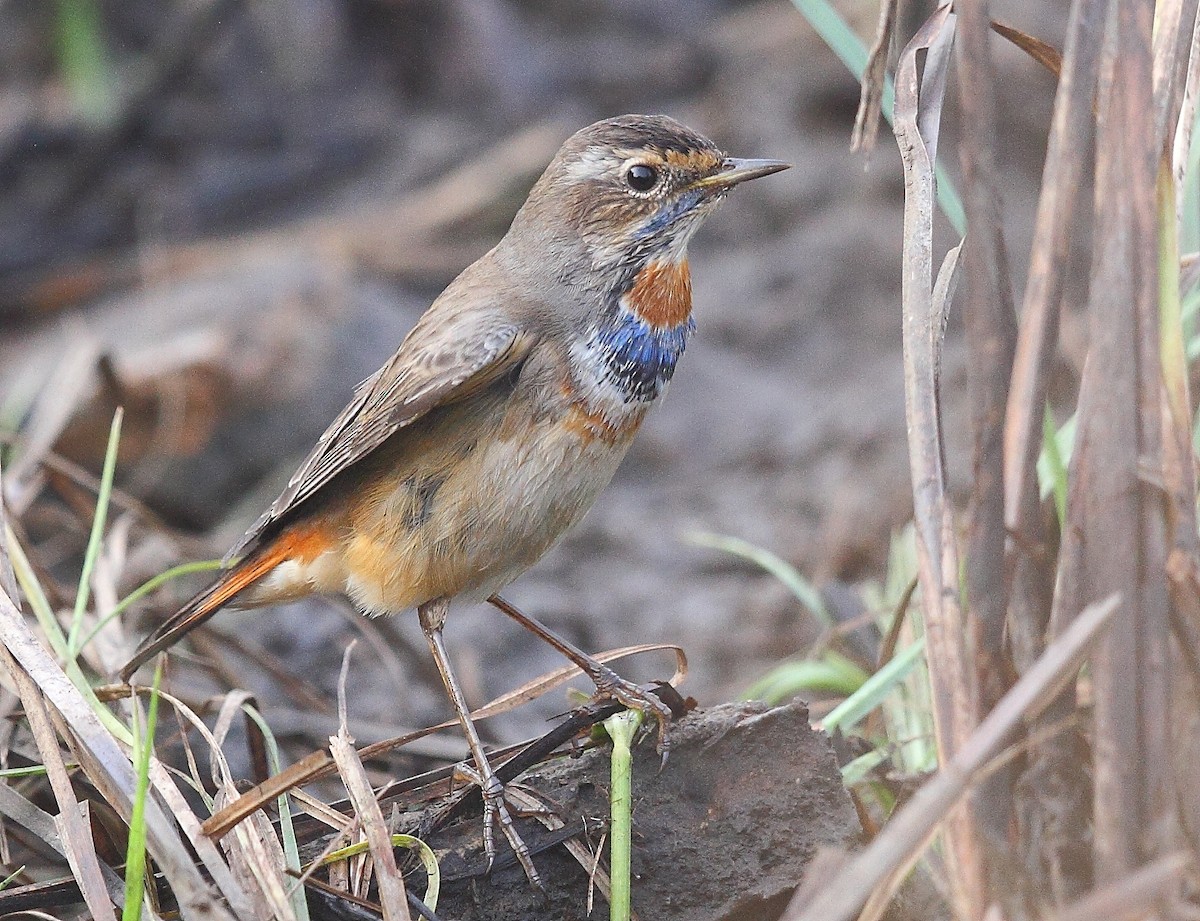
[510,114,789,283]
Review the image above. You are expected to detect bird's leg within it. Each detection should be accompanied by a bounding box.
[416,598,542,888]
[487,594,675,758]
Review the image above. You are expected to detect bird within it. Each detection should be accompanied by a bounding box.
[120,114,788,884]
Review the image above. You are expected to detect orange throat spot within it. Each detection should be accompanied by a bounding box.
[624,258,692,328]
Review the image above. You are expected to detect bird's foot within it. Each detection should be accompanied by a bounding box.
[452,762,544,890]
[483,595,679,764]
[591,667,676,766]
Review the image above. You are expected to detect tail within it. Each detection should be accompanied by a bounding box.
[118,547,287,682]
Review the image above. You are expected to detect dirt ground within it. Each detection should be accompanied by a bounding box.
[279,701,857,921]
[1,0,1061,786]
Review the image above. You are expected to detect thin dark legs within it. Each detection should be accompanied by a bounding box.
[487,594,674,753]
[416,597,541,887]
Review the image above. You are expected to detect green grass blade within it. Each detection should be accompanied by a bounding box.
[1041,406,1068,530]
[123,661,162,921]
[68,407,123,655]
[840,748,890,786]
[54,0,117,123]
[1181,282,1200,327]
[790,0,873,76]
[744,651,870,704]
[818,636,927,733]
[683,531,832,628]
[0,764,58,779]
[7,523,133,743]
[7,523,70,659]
[322,835,440,911]
[79,559,223,653]
[0,866,25,890]
[788,0,967,234]
[604,709,642,921]
[401,835,441,913]
[934,170,966,237]
[1181,103,1200,252]
[1181,283,1200,366]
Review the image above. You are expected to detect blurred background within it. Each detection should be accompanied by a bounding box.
[0,0,1063,752]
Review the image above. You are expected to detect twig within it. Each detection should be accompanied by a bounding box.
[329,643,412,921]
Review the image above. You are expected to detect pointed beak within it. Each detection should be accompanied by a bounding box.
[690,157,790,192]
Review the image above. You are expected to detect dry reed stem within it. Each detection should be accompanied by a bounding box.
[1002,0,1109,673]
[1073,0,1171,882]
[1157,155,1200,713]
[954,0,1020,869]
[895,3,965,759]
[1050,851,1192,921]
[893,6,985,916]
[852,0,897,153]
[1153,0,1198,147]
[993,0,1110,902]
[782,594,1119,921]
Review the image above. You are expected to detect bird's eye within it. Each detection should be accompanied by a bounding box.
[624,163,659,192]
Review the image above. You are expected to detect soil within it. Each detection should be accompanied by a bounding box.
[312,700,860,921]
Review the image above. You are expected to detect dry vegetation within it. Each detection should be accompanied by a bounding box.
[3,0,1200,919]
[788,0,1200,917]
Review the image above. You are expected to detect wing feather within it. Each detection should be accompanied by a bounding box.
[226,317,537,561]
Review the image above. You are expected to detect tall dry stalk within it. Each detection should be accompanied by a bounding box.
[789,0,1200,917]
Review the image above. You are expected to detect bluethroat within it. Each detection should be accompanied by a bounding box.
[121,114,788,884]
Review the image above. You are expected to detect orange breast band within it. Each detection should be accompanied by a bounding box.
[624,258,692,328]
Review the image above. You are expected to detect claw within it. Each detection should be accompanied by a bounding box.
[455,761,543,889]
[593,666,677,762]
[485,596,681,769]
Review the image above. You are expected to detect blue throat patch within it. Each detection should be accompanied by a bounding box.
[634,189,704,240]
[595,310,695,402]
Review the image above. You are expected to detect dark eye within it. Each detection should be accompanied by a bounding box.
[625,163,659,192]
